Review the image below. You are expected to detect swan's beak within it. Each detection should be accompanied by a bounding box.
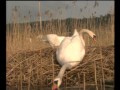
[52,83,58,90]
[93,37,96,42]
[93,35,96,43]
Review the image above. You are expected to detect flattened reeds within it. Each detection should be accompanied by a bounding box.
[6,46,114,89]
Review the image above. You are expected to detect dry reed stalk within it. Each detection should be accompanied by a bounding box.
[39,1,42,34]
[94,61,98,90]
[20,63,22,90]
[101,58,105,90]
[58,19,61,35]
[99,45,105,90]
[100,79,103,90]
[37,55,39,86]
[28,66,31,90]
[111,15,114,45]
[65,72,67,88]
[83,72,86,90]
[77,73,81,90]
[52,52,55,83]
[18,75,20,90]
[40,50,42,88]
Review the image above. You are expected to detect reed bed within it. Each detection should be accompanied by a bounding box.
[6,46,114,89]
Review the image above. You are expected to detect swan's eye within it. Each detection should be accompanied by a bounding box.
[93,35,96,39]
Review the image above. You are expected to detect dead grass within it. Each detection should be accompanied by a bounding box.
[6,46,114,88]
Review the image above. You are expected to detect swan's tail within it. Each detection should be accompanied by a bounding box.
[72,29,79,36]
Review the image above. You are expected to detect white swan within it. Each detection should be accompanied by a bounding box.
[46,34,65,48]
[37,34,47,42]
[37,35,43,40]
[52,29,96,90]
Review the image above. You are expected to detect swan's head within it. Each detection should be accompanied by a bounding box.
[52,77,62,90]
[79,29,97,43]
[88,31,96,42]
[93,35,96,42]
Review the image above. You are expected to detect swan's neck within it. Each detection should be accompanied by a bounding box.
[79,29,92,35]
[57,64,68,79]
[79,35,85,47]
[54,64,70,87]
[79,29,93,47]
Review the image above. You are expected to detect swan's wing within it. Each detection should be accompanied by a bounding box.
[58,36,65,44]
[46,34,65,47]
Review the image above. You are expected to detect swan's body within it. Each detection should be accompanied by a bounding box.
[46,34,65,48]
[52,29,96,90]
[56,29,85,67]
